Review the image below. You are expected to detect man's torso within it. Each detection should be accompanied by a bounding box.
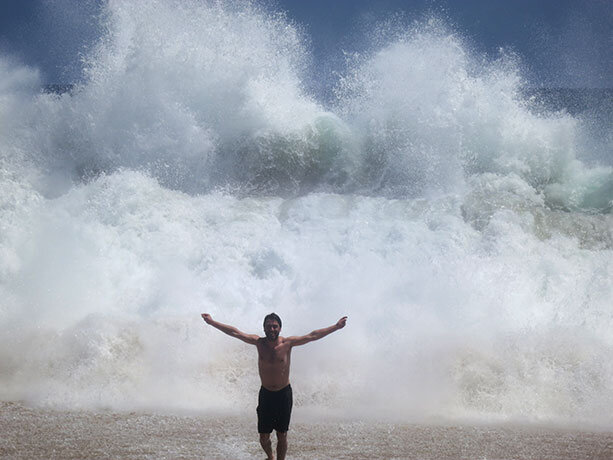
[257,337,292,390]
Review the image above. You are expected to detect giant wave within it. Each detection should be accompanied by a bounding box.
[0,0,611,427]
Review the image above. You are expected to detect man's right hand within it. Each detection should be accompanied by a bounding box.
[201,313,213,324]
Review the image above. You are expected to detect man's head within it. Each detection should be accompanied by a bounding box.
[263,313,282,340]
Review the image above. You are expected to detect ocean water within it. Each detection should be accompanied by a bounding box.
[0,0,612,431]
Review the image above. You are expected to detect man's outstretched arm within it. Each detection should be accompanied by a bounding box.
[201,313,259,345]
[286,316,347,347]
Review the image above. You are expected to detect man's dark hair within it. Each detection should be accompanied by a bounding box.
[263,312,282,329]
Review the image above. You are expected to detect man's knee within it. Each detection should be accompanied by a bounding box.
[260,433,271,443]
[276,431,287,441]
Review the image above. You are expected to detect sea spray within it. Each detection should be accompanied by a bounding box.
[0,0,611,427]
[334,17,612,209]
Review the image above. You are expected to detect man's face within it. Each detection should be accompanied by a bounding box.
[264,319,281,340]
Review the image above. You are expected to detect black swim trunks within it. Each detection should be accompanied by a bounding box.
[257,384,293,433]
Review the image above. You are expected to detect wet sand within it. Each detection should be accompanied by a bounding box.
[1,402,611,459]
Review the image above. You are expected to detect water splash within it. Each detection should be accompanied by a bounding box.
[0,0,611,427]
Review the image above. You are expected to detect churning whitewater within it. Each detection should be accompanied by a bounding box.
[0,0,611,427]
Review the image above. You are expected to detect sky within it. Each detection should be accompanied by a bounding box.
[0,0,611,88]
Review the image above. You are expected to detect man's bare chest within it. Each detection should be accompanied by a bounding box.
[258,344,290,364]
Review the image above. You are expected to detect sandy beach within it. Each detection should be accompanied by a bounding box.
[1,402,611,459]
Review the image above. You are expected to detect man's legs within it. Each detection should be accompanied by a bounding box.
[259,433,274,460]
[276,431,287,460]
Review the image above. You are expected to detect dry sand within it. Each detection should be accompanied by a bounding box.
[1,402,611,459]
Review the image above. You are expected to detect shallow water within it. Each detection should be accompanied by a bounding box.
[1,402,612,460]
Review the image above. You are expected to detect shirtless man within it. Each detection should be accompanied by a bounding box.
[201,312,347,460]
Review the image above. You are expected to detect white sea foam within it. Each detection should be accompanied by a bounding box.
[0,0,611,427]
